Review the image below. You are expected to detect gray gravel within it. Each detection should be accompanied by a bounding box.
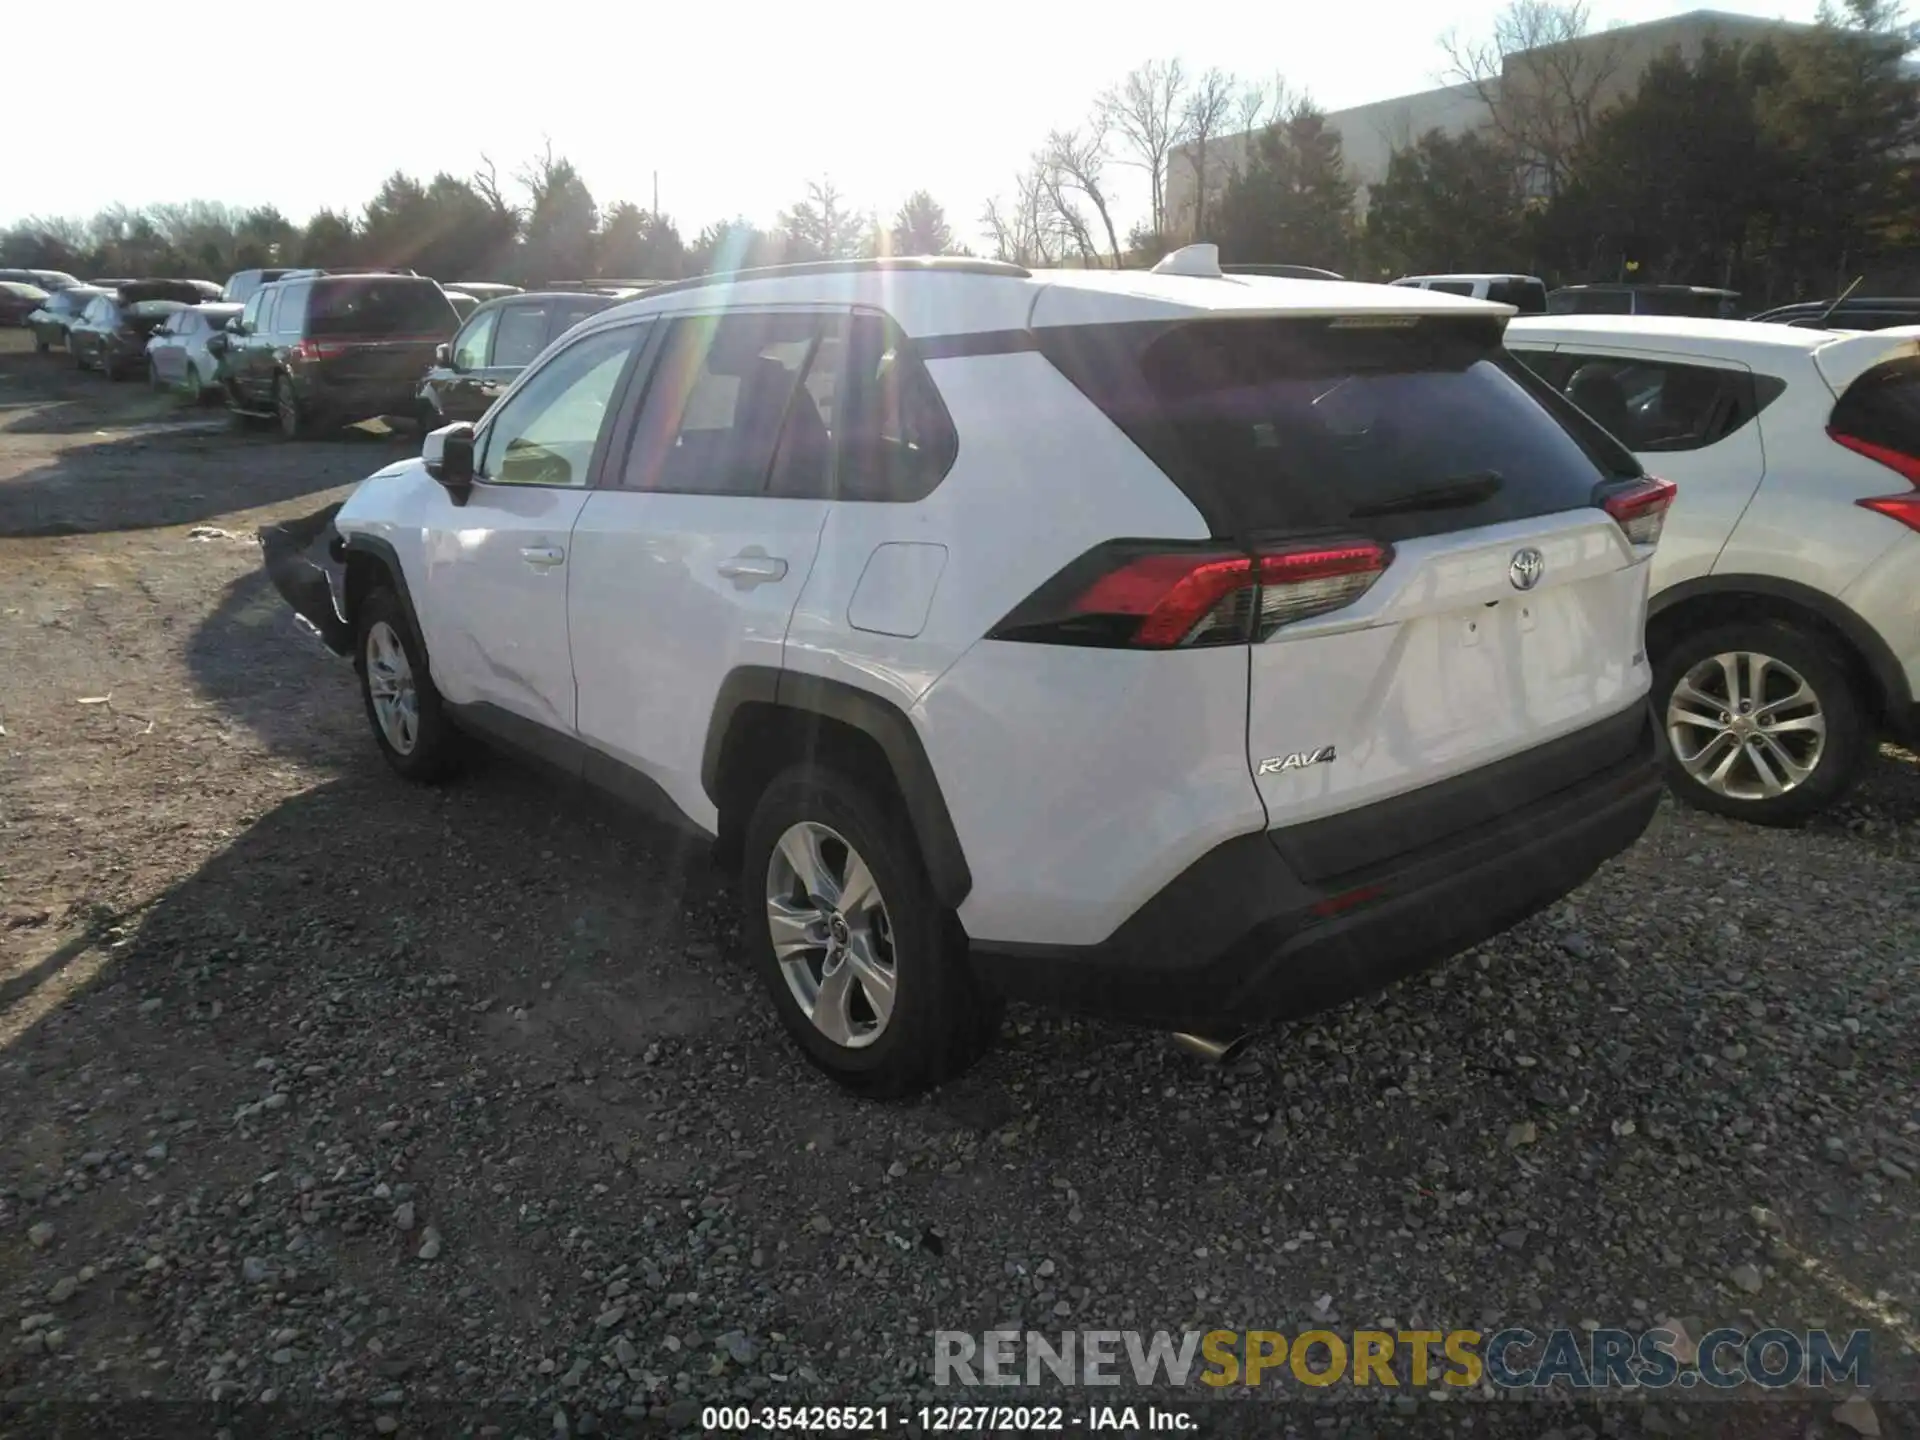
[1,353,1917,1435]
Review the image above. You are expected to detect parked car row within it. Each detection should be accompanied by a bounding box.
[20,263,648,425]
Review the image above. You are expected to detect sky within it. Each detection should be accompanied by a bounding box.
[11,0,1826,250]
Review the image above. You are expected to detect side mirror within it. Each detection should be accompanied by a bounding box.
[423,422,476,503]
[205,332,229,355]
[434,343,452,368]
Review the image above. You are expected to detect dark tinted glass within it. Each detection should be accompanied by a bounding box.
[1488,279,1548,314]
[828,312,959,502]
[1555,353,1776,452]
[1042,316,1621,542]
[305,278,456,336]
[1428,281,1475,296]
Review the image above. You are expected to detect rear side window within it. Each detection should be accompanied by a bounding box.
[273,282,310,333]
[452,309,496,370]
[1427,281,1475,297]
[305,279,454,337]
[1040,316,1627,542]
[1830,356,1920,457]
[1548,352,1782,453]
[1488,279,1547,314]
[831,311,959,502]
[622,311,828,496]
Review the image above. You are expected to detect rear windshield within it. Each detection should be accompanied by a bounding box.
[1039,316,1634,542]
[1831,356,1920,454]
[128,300,186,319]
[303,278,455,337]
[1637,290,1737,319]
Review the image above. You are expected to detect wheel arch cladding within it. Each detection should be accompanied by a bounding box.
[703,667,973,909]
[1648,574,1907,724]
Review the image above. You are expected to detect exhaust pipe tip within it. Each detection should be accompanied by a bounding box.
[1169,1030,1254,1066]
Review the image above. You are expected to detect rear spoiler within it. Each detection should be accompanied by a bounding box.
[1812,326,1920,397]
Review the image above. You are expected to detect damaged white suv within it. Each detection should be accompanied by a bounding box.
[266,250,1669,1095]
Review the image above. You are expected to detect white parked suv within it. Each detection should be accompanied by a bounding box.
[1507,315,1920,825]
[267,252,1669,1094]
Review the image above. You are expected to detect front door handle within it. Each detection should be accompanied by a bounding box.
[716,554,788,586]
[520,544,566,568]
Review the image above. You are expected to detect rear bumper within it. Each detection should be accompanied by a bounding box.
[969,704,1663,1032]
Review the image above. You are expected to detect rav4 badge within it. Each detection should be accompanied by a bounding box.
[1258,746,1337,776]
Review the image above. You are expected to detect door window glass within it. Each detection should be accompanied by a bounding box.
[452,308,497,370]
[1554,353,1774,451]
[477,323,643,488]
[492,305,550,369]
[829,311,959,501]
[622,312,826,495]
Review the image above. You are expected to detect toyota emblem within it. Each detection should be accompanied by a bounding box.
[1509,547,1545,591]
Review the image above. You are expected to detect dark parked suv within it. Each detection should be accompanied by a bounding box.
[416,289,625,426]
[213,272,459,437]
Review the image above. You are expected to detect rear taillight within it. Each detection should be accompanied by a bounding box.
[292,338,346,361]
[988,539,1391,649]
[1599,476,1677,547]
[1830,427,1920,533]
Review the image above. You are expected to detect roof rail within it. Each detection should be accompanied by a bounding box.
[628,255,1031,303]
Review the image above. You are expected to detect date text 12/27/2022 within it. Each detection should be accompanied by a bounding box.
[700,1404,1199,1432]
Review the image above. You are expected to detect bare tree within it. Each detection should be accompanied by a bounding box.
[1099,59,1188,238]
[1040,127,1125,267]
[1177,66,1238,240]
[1440,0,1624,198]
[1234,73,1292,139]
[981,162,1067,267]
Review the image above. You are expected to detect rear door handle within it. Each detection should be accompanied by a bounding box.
[520,545,566,568]
[717,554,788,586]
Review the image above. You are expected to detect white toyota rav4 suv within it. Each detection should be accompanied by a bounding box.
[1507,315,1920,825]
[268,251,1670,1095]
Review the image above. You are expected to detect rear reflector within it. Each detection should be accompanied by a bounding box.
[1599,476,1677,547]
[1831,427,1920,532]
[989,539,1391,650]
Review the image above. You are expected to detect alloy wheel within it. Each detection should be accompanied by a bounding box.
[765,822,898,1049]
[1666,650,1826,801]
[365,621,419,755]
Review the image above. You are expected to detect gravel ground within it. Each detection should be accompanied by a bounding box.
[0,330,1916,1438]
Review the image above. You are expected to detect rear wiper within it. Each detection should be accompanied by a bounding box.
[1348,471,1504,518]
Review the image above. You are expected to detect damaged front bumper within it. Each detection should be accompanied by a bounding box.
[256,502,355,657]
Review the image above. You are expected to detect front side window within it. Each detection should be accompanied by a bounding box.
[477,323,645,488]
[491,305,550,369]
[452,308,497,370]
[238,292,263,333]
[622,311,828,496]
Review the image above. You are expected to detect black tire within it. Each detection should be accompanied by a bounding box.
[741,765,1001,1097]
[186,362,208,404]
[34,335,48,354]
[274,376,308,439]
[1653,619,1865,826]
[355,587,461,783]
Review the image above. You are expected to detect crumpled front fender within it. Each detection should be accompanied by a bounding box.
[256,501,354,656]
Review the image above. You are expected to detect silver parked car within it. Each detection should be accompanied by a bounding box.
[146,302,242,401]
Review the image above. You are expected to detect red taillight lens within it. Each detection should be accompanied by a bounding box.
[1831,427,1920,533]
[293,338,346,361]
[991,539,1391,649]
[1600,476,1677,547]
